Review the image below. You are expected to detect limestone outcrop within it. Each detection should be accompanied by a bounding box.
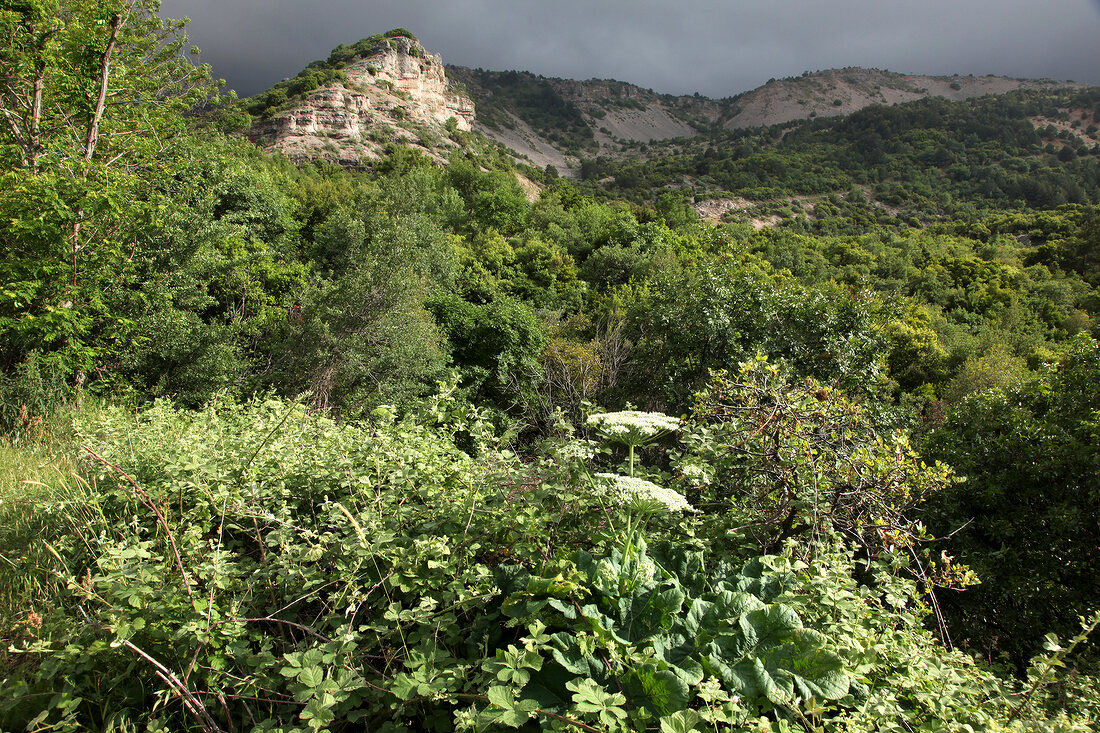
[248,36,474,165]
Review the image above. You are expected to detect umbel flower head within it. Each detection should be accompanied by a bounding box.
[586,410,680,447]
[555,439,599,463]
[677,458,714,486]
[595,473,694,514]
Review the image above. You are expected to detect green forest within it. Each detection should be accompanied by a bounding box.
[3,3,1100,731]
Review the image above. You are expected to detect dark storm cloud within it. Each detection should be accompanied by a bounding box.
[161,0,1100,99]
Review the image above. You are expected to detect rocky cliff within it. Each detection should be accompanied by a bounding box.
[247,36,474,165]
[246,34,1086,176]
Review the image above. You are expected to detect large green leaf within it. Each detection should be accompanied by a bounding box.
[762,629,849,701]
[732,557,793,602]
[548,632,607,679]
[684,591,764,639]
[660,709,702,733]
[649,544,708,596]
[724,626,850,704]
[652,632,702,674]
[619,584,686,638]
[739,605,804,653]
[684,598,714,638]
[486,685,539,728]
[520,660,574,709]
[623,663,692,715]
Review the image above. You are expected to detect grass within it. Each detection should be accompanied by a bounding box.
[0,426,86,669]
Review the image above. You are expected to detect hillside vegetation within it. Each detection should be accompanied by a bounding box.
[2,7,1100,732]
[600,91,1100,208]
[448,65,1085,172]
[244,28,422,120]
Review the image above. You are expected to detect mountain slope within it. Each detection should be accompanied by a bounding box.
[446,67,724,170]
[245,31,475,165]
[448,66,1085,174]
[723,68,1086,129]
[242,31,1087,177]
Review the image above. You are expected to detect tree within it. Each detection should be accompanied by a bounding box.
[429,292,545,410]
[923,336,1100,667]
[626,255,889,410]
[883,305,950,392]
[1,0,212,169]
[686,357,959,575]
[0,0,215,374]
[1066,209,1100,284]
[270,264,446,415]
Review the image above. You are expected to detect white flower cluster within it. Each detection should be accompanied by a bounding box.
[677,458,714,486]
[595,473,694,513]
[586,410,680,446]
[556,439,599,462]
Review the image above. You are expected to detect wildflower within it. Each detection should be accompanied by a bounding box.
[27,607,42,630]
[556,439,599,462]
[595,473,694,513]
[586,410,680,447]
[677,458,713,486]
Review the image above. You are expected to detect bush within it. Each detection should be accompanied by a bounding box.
[685,357,963,577]
[0,352,72,439]
[3,393,537,730]
[2,394,1098,730]
[923,336,1100,669]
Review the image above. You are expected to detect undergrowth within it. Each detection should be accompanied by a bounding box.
[0,387,1096,731]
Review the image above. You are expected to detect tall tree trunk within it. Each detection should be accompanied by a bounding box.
[83,12,123,161]
[72,12,125,276]
[0,19,55,172]
[28,58,45,172]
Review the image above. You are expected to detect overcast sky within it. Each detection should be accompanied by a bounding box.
[161,0,1100,99]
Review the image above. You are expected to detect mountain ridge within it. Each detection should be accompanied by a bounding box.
[242,31,1088,172]
[450,65,1087,171]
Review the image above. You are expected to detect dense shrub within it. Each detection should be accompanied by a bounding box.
[3,394,1098,730]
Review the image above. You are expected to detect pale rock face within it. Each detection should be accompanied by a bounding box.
[341,37,474,129]
[248,36,474,164]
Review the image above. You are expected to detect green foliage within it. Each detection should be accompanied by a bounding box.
[587,89,1100,215]
[270,264,447,415]
[923,336,1100,669]
[2,387,1098,731]
[2,393,511,730]
[1064,210,1100,284]
[625,254,889,409]
[941,342,1031,402]
[744,213,1098,393]
[685,358,960,574]
[108,148,309,406]
[883,305,950,391]
[429,292,546,408]
[245,65,346,119]
[0,351,72,436]
[0,0,214,171]
[492,543,850,730]
[0,1,217,380]
[446,159,531,236]
[4,13,1100,728]
[492,538,1092,732]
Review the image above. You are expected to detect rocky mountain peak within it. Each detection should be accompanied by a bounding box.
[246,32,474,165]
